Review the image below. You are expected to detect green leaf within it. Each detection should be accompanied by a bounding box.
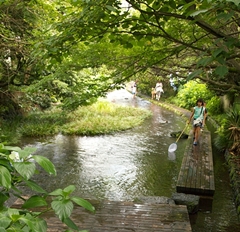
[197,57,214,67]
[226,0,240,6]
[19,216,48,232]
[4,146,21,152]
[0,159,13,171]
[51,199,73,221]
[217,11,234,21]
[190,9,209,17]
[49,188,63,196]
[0,214,11,228]
[0,166,12,189]
[215,56,225,65]
[71,197,95,212]
[169,0,176,9]
[63,185,75,196]
[10,214,21,222]
[13,162,36,180]
[18,215,47,231]
[18,216,35,229]
[214,65,228,77]
[0,192,9,207]
[24,179,47,194]
[18,147,37,159]
[63,217,79,230]
[106,5,117,12]
[6,208,20,217]
[34,218,48,232]
[212,48,224,58]
[186,70,203,81]
[22,196,48,209]
[32,155,56,175]
[180,1,196,16]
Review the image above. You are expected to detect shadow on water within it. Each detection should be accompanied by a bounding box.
[20,89,239,231]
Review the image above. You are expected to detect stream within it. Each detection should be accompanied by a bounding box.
[20,89,239,231]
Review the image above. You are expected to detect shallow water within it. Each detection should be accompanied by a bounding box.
[20,89,239,231]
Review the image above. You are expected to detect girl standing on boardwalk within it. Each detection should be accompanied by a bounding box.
[188,98,207,146]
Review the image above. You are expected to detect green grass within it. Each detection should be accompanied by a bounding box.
[0,100,152,143]
[61,100,152,135]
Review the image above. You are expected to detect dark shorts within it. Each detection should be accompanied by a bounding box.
[194,122,202,127]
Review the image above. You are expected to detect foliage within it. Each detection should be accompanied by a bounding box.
[2,0,240,114]
[0,143,95,231]
[170,80,217,110]
[19,110,67,137]
[0,0,113,115]
[45,0,240,97]
[205,96,222,116]
[214,109,240,154]
[134,70,172,97]
[0,0,42,116]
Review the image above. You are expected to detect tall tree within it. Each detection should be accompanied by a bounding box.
[2,0,240,114]
[48,0,240,95]
[0,0,55,115]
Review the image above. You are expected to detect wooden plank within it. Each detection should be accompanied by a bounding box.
[11,199,192,232]
[201,130,215,195]
[176,140,194,192]
[176,129,215,196]
[206,131,215,193]
[194,145,201,193]
[188,144,200,192]
[199,139,207,193]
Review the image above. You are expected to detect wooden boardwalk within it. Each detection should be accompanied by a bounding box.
[12,199,192,231]
[176,130,215,196]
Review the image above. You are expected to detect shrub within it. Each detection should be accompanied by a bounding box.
[172,80,216,110]
[206,96,223,115]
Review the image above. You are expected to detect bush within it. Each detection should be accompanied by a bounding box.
[206,96,223,115]
[172,80,216,110]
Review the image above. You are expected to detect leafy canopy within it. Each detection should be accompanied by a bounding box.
[1,0,240,113]
[46,0,240,95]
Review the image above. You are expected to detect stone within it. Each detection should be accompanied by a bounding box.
[171,193,200,214]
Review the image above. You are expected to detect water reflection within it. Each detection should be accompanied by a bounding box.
[168,151,176,160]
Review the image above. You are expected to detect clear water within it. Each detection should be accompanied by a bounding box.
[20,89,239,231]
